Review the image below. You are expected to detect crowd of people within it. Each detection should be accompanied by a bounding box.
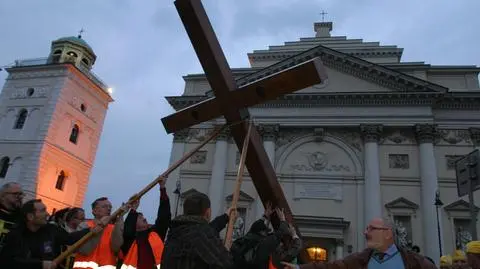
[1,179,480,269]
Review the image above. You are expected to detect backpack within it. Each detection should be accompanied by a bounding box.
[230,236,261,268]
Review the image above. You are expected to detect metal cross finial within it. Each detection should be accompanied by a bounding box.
[78,28,85,39]
[320,10,328,22]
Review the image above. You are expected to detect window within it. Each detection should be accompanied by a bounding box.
[393,215,413,247]
[454,218,472,251]
[80,104,86,112]
[27,88,35,97]
[14,109,28,129]
[55,171,66,190]
[0,157,9,178]
[69,124,79,144]
[307,247,327,262]
[81,58,89,65]
[53,50,62,55]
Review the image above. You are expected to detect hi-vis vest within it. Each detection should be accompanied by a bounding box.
[120,232,164,269]
[73,220,117,269]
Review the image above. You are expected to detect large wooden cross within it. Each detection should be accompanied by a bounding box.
[162,0,328,225]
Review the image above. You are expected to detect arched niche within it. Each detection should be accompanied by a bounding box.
[26,108,42,138]
[6,157,23,182]
[276,135,363,178]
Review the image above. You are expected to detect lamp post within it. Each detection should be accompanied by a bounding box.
[435,190,444,256]
[173,180,181,217]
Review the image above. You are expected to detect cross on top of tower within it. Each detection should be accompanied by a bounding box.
[320,10,328,22]
[78,28,85,39]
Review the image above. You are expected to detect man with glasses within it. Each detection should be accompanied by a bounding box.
[0,182,24,253]
[73,197,125,269]
[282,217,436,269]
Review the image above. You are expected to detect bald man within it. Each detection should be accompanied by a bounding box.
[283,217,436,269]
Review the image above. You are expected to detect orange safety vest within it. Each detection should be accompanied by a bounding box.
[72,220,117,269]
[268,256,276,269]
[120,232,164,269]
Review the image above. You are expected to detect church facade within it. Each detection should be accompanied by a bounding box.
[164,22,480,263]
[0,35,113,213]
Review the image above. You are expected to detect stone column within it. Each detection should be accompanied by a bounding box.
[166,129,188,215]
[470,128,480,151]
[335,239,344,260]
[255,124,279,219]
[208,128,229,217]
[360,124,383,224]
[416,124,440,266]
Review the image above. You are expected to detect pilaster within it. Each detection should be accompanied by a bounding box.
[415,124,440,266]
[360,124,383,225]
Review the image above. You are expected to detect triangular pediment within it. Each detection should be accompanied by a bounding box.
[237,44,448,94]
[385,197,419,210]
[444,199,480,212]
[225,190,254,202]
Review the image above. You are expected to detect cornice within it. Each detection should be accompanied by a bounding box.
[166,91,480,111]
[240,44,447,93]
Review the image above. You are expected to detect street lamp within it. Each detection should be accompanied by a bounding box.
[435,190,444,256]
[173,180,181,217]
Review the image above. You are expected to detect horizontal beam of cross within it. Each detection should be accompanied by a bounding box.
[162,58,326,133]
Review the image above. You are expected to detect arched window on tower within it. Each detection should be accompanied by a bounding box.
[55,170,66,190]
[0,157,10,178]
[69,124,79,144]
[14,109,28,129]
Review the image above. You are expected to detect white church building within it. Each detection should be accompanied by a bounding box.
[0,35,113,213]
[164,21,480,264]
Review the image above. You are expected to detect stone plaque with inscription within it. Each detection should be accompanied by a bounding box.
[294,182,342,201]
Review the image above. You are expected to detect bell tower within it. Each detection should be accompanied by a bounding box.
[0,34,113,212]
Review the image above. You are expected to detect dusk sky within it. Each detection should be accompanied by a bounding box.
[1,0,479,220]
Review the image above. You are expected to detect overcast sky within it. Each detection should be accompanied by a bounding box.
[1,0,479,220]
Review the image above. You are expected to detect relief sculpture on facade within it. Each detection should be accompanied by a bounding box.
[437,129,472,145]
[290,151,351,172]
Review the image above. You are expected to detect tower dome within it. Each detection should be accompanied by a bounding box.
[47,33,97,71]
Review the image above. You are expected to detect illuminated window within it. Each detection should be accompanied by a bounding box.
[307,247,327,262]
[55,171,66,190]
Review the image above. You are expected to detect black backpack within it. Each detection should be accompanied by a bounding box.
[230,236,261,268]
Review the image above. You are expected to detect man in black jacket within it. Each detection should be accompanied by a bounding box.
[0,199,105,269]
[0,182,24,253]
[161,191,234,269]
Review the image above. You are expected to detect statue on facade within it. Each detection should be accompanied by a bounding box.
[395,220,409,248]
[456,226,472,251]
[232,215,245,240]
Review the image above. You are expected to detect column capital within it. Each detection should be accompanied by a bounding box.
[469,128,480,147]
[360,124,383,143]
[335,239,344,245]
[415,124,437,144]
[173,128,189,142]
[215,126,230,141]
[258,124,279,141]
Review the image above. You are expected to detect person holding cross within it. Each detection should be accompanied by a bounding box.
[161,191,236,269]
[0,199,107,269]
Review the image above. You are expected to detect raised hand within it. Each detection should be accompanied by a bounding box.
[281,262,298,269]
[226,206,237,219]
[275,207,286,221]
[264,201,273,219]
[158,177,166,188]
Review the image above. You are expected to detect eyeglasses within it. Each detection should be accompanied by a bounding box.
[365,226,390,232]
[5,191,25,197]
